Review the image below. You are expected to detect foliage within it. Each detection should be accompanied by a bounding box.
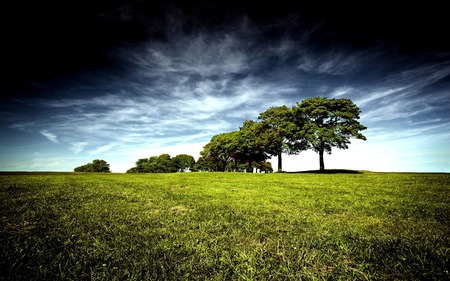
[1,172,449,280]
[172,154,196,172]
[294,97,367,171]
[200,122,270,172]
[200,132,240,172]
[253,161,273,173]
[192,156,215,172]
[200,97,365,172]
[234,120,268,171]
[258,105,307,171]
[74,159,111,173]
[127,154,195,173]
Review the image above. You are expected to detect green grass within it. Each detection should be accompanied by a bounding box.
[0,172,449,280]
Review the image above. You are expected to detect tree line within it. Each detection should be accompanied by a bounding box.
[198,97,366,172]
[74,97,366,173]
[74,159,111,173]
[126,154,196,173]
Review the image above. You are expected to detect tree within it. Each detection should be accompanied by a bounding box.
[253,161,273,173]
[200,123,269,172]
[200,132,239,172]
[193,156,215,172]
[74,159,111,172]
[126,154,178,173]
[153,154,177,173]
[173,154,196,172]
[258,105,306,172]
[235,120,268,172]
[294,97,367,171]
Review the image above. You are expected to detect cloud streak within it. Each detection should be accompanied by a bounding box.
[40,130,59,143]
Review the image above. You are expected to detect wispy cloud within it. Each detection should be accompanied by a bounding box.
[329,86,354,98]
[89,143,118,155]
[3,14,449,172]
[68,142,88,154]
[355,87,407,107]
[40,130,59,143]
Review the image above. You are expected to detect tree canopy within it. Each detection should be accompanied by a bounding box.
[126,154,196,173]
[199,121,272,172]
[200,97,366,172]
[293,97,367,171]
[200,131,240,172]
[74,159,111,173]
[173,154,196,172]
[258,105,307,171]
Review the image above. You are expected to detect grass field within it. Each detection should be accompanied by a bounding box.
[0,172,449,280]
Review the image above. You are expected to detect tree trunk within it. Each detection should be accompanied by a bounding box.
[319,140,325,171]
[278,152,282,172]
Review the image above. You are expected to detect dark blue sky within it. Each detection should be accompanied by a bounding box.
[1,1,449,172]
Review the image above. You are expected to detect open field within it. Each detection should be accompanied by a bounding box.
[1,172,449,280]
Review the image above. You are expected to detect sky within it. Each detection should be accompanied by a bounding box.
[1,1,449,173]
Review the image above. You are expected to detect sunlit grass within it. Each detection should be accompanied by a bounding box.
[1,172,449,280]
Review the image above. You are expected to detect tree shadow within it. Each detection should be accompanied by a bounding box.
[289,169,363,174]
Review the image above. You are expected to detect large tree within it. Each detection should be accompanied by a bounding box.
[258,105,306,172]
[294,97,367,171]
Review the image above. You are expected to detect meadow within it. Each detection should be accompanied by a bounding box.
[0,172,449,280]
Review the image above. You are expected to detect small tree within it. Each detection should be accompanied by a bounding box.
[74,159,110,173]
[127,154,178,173]
[253,161,273,173]
[294,97,367,171]
[173,154,196,172]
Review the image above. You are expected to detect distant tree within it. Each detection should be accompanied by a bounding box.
[193,156,214,172]
[126,158,151,173]
[258,105,307,172]
[126,154,178,173]
[126,167,138,173]
[173,154,196,172]
[253,161,273,173]
[74,159,110,172]
[293,97,367,171]
[136,158,151,173]
[74,164,93,172]
[154,154,177,173]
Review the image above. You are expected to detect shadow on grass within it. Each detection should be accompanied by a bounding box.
[289,169,363,174]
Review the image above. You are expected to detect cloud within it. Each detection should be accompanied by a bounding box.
[329,86,353,98]
[40,130,59,143]
[26,23,309,154]
[69,142,88,154]
[2,13,449,173]
[355,87,407,107]
[124,30,252,79]
[89,143,118,155]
